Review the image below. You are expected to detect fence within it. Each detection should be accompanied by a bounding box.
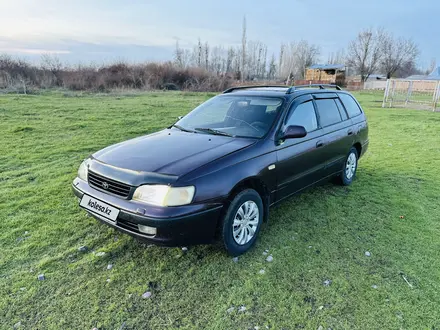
[293,80,338,86]
[382,79,440,111]
[364,80,387,90]
[346,81,363,91]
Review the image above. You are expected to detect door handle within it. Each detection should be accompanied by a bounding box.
[347,129,354,136]
[316,140,325,148]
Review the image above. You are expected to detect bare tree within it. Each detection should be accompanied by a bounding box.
[427,58,437,74]
[197,38,203,67]
[380,32,418,79]
[210,46,225,74]
[268,54,277,80]
[279,42,295,82]
[280,41,320,83]
[328,49,346,65]
[241,16,247,82]
[247,41,260,79]
[347,28,384,82]
[395,60,423,78]
[17,74,29,94]
[189,39,210,70]
[226,47,235,73]
[204,41,209,70]
[278,44,285,80]
[258,43,267,79]
[232,48,242,79]
[0,54,35,92]
[174,40,184,68]
[296,40,320,79]
[41,54,63,85]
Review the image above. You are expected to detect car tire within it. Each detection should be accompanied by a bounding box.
[221,189,264,256]
[339,147,359,186]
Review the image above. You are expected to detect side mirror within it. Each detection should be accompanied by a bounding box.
[281,125,307,139]
[178,115,184,120]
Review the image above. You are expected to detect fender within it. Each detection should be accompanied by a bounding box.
[182,150,278,204]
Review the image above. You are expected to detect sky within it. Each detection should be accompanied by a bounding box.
[0,0,438,68]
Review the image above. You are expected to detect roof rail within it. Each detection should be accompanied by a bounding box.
[222,85,289,93]
[222,84,342,94]
[286,84,342,94]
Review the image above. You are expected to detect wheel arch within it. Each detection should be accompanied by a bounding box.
[227,176,270,222]
[353,142,362,157]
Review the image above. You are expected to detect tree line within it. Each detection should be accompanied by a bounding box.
[173,17,323,84]
[0,19,433,93]
[174,22,425,83]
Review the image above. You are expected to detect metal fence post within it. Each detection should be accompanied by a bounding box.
[382,79,391,108]
[433,81,440,111]
[390,80,396,108]
[405,81,413,106]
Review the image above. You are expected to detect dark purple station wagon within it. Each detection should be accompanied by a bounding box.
[72,85,369,255]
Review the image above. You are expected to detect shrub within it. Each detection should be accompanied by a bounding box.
[0,55,234,92]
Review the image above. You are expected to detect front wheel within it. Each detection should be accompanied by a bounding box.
[339,147,358,186]
[220,189,263,256]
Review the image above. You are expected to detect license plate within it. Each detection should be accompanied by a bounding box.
[80,195,119,222]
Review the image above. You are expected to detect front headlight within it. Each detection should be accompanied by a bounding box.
[78,159,89,181]
[132,185,195,207]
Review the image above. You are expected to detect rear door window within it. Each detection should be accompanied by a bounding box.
[339,94,362,118]
[314,99,342,127]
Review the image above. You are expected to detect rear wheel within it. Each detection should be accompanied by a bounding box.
[339,147,358,186]
[220,189,263,256]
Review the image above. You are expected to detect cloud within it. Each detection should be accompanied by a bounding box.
[0,48,71,55]
[0,0,438,65]
[0,36,173,64]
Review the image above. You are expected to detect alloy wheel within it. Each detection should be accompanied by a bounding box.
[345,152,357,179]
[232,201,259,245]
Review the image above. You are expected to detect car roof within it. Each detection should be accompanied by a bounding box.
[220,84,350,99]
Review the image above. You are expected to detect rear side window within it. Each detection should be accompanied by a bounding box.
[339,94,362,118]
[334,98,348,121]
[285,101,318,132]
[315,99,342,127]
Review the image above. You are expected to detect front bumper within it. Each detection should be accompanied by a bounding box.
[72,178,224,246]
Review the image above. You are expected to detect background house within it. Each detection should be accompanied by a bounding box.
[365,74,387,82]
[406,67,440,81]
[361,74,387,89]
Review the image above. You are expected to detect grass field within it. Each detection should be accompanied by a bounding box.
[1,90,440,330]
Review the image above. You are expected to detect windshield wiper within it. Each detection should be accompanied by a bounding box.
[194,127,234,137]
[172,124,195,133]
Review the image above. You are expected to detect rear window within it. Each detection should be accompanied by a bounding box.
[339,94,362,118]
[315,99,342,127]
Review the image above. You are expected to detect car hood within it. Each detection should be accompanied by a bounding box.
[93,129,256,177]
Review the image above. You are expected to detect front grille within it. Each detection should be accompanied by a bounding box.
[88,171,132,198]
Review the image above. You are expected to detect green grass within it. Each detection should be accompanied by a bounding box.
[1,90,440,330]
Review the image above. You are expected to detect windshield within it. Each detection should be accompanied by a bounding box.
[175,95,284,138]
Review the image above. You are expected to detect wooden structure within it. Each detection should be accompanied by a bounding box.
[305,64,345,85]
